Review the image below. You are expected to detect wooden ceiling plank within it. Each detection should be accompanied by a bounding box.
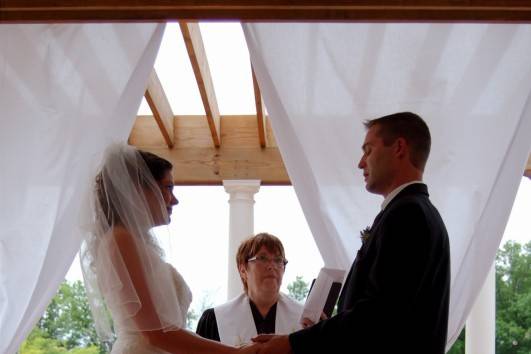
[2,1,531,22]
[180,21,221,147]
[251,65,267,148]
[144,69,174,148]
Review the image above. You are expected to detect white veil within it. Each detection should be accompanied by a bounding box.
[80,143,191,342]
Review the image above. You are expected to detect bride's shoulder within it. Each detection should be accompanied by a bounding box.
[111,225,132,239]
[107,225,136,250]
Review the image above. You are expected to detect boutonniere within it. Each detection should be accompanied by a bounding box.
[360,226,371,244]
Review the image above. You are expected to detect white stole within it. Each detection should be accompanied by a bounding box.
[214,293,303,346]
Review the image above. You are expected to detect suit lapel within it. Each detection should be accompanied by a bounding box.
[337,183,428,312]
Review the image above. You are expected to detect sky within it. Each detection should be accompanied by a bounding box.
[67,21,531,319]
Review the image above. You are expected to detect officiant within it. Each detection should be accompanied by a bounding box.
[196,233,303,346]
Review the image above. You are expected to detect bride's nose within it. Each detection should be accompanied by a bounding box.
[171,193,178,206]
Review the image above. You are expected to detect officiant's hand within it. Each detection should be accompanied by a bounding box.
[252,334,292,354]
[301,317,315,328]
[301,312,328,328]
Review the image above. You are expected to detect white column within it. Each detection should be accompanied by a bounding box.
[466,264,495,354]
[223,180,261,300]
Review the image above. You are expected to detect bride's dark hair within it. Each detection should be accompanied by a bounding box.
[138,150,173,181]
[95,148,172,225]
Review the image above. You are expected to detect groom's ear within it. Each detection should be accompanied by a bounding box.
[394,137,408,158]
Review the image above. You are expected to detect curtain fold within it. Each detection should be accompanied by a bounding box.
[243,23,531,348]
[0,23,164,354]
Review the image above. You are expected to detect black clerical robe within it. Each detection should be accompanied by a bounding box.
[289,183,450,354]
[196,300,277,342]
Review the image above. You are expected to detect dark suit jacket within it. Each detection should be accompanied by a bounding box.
[289,183,450,354]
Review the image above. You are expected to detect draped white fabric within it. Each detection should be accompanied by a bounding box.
[243,23,531,348]
[0,23,164,354]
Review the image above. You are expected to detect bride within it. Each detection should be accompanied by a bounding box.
[81,144,259,354]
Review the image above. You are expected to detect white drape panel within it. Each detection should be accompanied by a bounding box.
[0,23,164,354]
[243,23,531,348]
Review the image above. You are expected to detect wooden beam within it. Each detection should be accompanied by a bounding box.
[130,114,276,148]
[129,114,286,184]
[180,21,221,147]
[144,69,174,148]
[2,1,531,23]
[136,146,290,185]
[251,65,267,148]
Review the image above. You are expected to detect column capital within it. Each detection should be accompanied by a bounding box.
[223,179,261,196]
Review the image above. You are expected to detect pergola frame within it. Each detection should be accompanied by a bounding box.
[1,1,531,22]
[2,0,530,184]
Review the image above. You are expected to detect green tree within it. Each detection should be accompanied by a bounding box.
[447,329,465,354]
[496,241,531,353]
[19,328,67,354]
[38,281,99,349]
[21,280,105,354]
[287,276,309,302]
[20,328,101,354]
[448,240,530,354]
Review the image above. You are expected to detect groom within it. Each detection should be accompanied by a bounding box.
[254,112,450,354]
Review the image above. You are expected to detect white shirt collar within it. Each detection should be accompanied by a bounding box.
[381,181,423,210]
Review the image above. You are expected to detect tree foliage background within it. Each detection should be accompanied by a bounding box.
[448,240,530,354]
[287,275,310,302]
[19,241,529,353]
[19,281,102,354]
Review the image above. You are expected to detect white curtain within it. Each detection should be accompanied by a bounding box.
[243,23,531,348]
[0,23,164,354]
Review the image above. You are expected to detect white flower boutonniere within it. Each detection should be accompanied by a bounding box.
[360,226,371,244]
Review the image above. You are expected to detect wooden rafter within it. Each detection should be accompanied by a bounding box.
[144,69,174,148]
[251,65,267,148]
[180,21,221,147]
[1,1,531,22]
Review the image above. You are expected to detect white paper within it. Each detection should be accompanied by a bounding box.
[301,267,346,323]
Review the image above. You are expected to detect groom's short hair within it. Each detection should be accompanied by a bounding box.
[364,112,431,171]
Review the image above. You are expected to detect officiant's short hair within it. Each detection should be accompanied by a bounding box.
[237,232,286,291]
[364,111,431,171]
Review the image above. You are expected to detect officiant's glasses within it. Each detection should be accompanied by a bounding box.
[248,255,288,269]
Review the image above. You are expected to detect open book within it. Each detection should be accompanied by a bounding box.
[301,267,346,323]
